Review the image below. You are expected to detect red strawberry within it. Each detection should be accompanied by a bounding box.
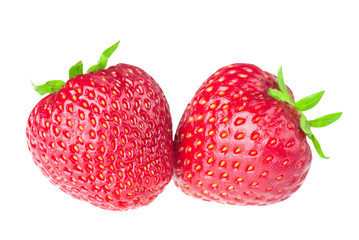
[173,63,341,205]
[26,41,173,211]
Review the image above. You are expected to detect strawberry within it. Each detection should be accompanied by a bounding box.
[173,63,341,205]
[26,41,173,211]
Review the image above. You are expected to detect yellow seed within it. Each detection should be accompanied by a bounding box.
[220,160,226,167]
[252,133,260,140]
[210,104,216,109]
[200,100,207,105]
[206,86,214,92]
[207,158,214,163]
[207,171,214,176]
[222,173,229,178]
[187,173,193,178]
[234,162,240,168]
[235,147,242,153]
[250,150,257,156]
[282,160,289,166]
[223,117,229,123]
[220,132,228,138]
[74,145,79,152]
[208,130,215,136]
[209,117,215,123]
[221,146,228,152]
[247,165,254,171]
[207,144,214,150]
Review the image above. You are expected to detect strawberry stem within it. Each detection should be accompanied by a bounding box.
[32,41,120,96]
[31,80,66,96]
[87,41,120,72]
[268,66,342,159]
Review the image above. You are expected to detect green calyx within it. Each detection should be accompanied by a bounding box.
[32,41,120,96]
[268,66,342,159]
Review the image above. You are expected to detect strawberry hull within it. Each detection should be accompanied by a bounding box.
[26,63,173,211]
[173,63,312,206]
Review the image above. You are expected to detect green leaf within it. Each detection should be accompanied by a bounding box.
[32,80,66,96]
[268,88,287,101]
[295,91,325,112]
[87,41,120,72]
[309,135,329,159]
[299,113,313,136]
[69,61,83,79]
[277,65,290,96]
[268,88,295,106]
[309,112,342,128]
[300,113,330,159]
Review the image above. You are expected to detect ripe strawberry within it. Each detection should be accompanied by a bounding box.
[173,63,341,205]
[26,41,173,211]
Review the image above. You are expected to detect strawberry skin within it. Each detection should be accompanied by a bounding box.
[173,63,312,205]
[26,63,173,211]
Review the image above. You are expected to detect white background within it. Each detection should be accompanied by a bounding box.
[1,0,358,239]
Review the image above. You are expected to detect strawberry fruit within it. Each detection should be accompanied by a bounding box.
[173,63,341,205]
[26,41,173,211]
